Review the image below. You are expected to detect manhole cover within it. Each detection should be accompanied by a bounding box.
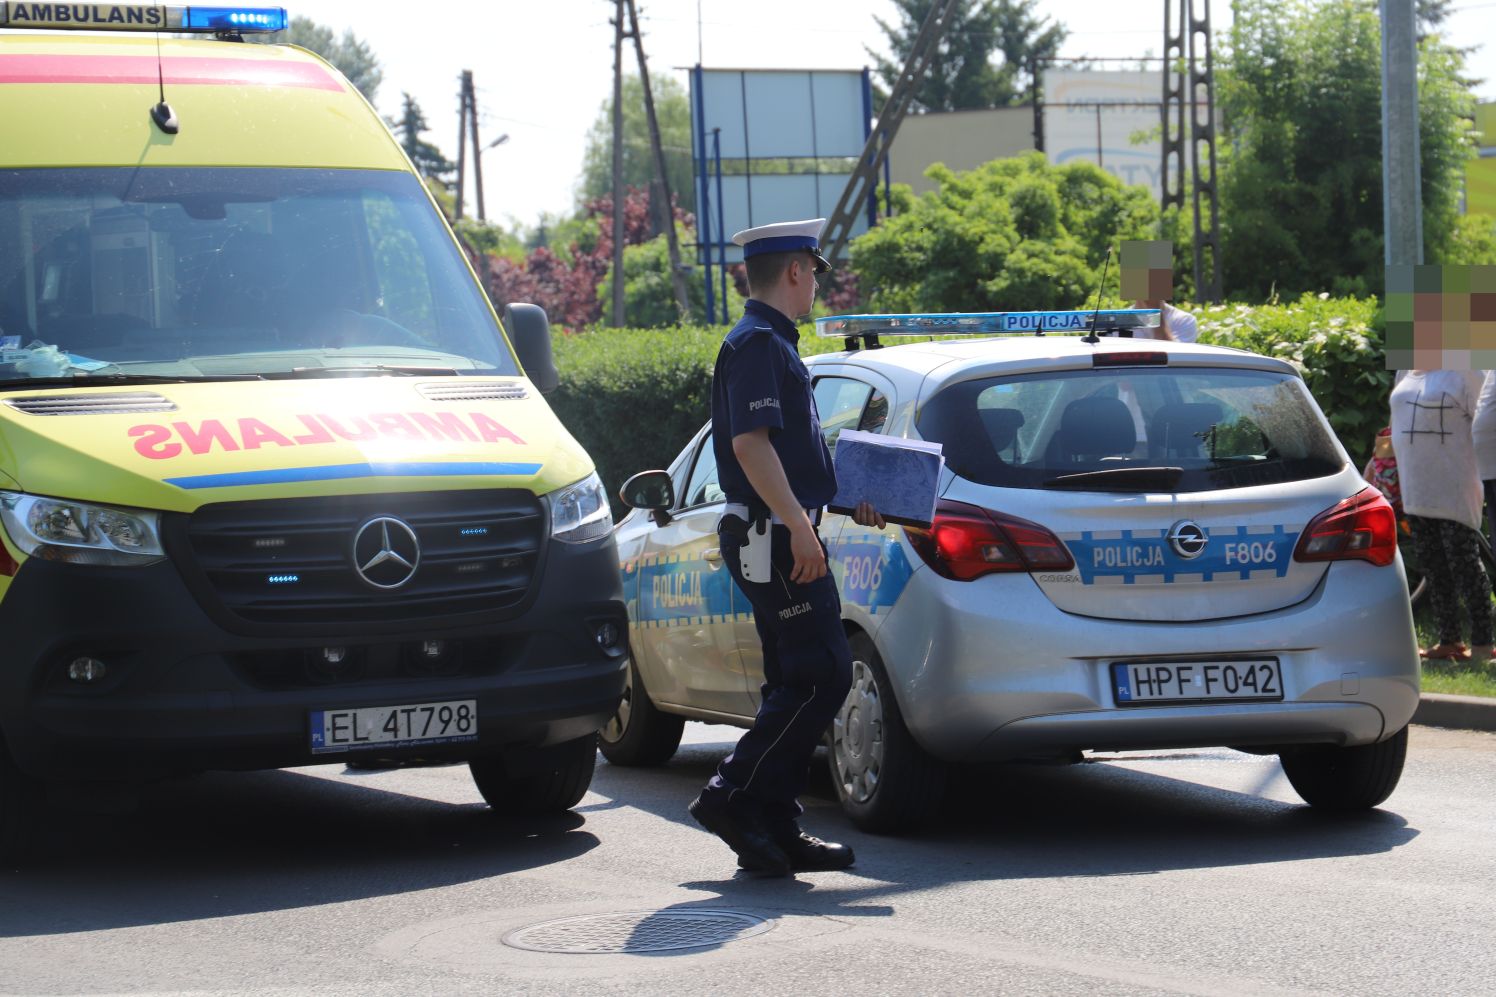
[502,909,774,954]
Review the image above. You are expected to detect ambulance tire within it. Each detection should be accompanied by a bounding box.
[0,737,38,862]
[829,633,947,834]
[1279,724,1408,811]
[469,734,598,816]
[598,657,684,767]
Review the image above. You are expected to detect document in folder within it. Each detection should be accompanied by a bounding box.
[828,429,944,528]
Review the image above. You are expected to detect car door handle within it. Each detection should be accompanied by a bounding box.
[703,547,724,566]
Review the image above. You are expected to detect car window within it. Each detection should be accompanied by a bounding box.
[813,376,877,452]
[681,437,725,508]
[0,167,519,379]
[917,367,1343,492]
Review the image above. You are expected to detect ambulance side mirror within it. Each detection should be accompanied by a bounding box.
[502,302,559,394]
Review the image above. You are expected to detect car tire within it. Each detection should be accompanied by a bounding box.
[0,739,38,862]
[469,734,597,816]
[829,633,947,833]
[1278,725,1408,811]
[598,657,685,767]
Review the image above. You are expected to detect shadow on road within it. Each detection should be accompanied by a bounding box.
[0,768,598,939]
[598,727,1420,911]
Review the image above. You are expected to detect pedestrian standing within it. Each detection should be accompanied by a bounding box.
[1132,298,1199,342]
[1472,370,1496,544]
[1390,368,1492,663]
[688,218,883,876]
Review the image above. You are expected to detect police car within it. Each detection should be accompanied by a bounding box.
[607,310,1419,831]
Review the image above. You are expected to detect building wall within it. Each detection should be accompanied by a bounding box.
[886,107,1036,196]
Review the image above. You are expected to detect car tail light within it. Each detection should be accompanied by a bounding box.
[1294,487,1397,567]
[904,499,1074,581]
[1093,351,1168,366]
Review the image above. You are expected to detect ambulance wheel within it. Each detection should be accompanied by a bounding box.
[598,657,684,767]
[469,734,597,816]
[1279,725,1408,811]
[0,738,38,862]
[829,633,947,834]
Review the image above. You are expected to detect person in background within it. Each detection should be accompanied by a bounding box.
[1132,298,1198,342]
[1472,370,1496,547]
[1390,369,1492,663]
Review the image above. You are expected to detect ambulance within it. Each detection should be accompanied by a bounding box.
[0,5,626,854]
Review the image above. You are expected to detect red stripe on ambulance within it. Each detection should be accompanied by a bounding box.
[128,412,526,460]
[0,53,342,90]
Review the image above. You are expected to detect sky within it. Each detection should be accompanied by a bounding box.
[287,0,1496,229]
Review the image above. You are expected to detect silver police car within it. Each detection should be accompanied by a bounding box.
[607,311,1419,832]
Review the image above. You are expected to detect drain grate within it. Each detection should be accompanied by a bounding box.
[502,909,774,954]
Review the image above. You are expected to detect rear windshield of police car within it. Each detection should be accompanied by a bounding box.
[916,367,1345,492]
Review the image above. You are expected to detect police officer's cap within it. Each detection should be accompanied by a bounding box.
[731,218,832,274]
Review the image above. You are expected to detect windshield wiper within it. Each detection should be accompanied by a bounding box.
[0,373,264,391]
[278,365,460,378]
[1042,466,1184,491]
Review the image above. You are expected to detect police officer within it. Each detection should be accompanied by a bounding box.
[688,218,884,876]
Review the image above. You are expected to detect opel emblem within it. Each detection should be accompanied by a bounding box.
[1167,520,1208,559]
[352,516,421,589]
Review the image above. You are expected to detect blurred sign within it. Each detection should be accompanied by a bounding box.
[1043,70,1162,198]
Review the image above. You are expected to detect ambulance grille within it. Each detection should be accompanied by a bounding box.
[417,381,529,401]
[174,490,544,626]
[5,391,177,415]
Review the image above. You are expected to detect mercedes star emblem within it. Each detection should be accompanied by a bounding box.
[1167,520,1209,559]
[352,516,421,589]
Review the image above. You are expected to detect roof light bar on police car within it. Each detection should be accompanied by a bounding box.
[0,3,288,32]
[815,309,1162,343]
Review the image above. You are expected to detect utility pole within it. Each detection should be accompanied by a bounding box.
[1380,0,1423,267]
[466,72,488,221]
[611,0,626,328]
[627,0,692,323]
[454,72,468,220]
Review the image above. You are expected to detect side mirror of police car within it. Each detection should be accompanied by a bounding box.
[620,470,675,526]
[502,302,559,394]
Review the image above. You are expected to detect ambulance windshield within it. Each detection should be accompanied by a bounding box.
[0,167,522,380]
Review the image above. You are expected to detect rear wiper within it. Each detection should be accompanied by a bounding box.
[0,373,264,391]
[278,365,460,378]
[1042,466,1184,491]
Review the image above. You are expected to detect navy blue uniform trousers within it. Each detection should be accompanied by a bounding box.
[698,515,854,826]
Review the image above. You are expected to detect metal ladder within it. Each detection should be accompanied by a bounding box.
[819,0,961,264]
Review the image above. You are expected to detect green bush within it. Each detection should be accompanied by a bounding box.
[594,231,744,328]
[549,325,839,515]
[848,153,1161,313]
[1192,293,1389,463]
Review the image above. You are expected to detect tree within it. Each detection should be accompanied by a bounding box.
[869,0,1066,112]
[1217,0,1478,299]
[849,153,1160,313]
[578,73,696,214]
[392,94,456,191]
[247,16,383,103]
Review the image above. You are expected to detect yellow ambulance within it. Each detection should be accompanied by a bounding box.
[0,4,625,853]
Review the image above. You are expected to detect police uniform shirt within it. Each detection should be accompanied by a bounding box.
[711,299,837,510]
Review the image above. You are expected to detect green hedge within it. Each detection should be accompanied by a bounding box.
[551,295,1392,514]
[1192,293,1389,464]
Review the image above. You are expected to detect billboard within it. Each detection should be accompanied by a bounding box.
[1470,102,1496,217]
[1043,70,1163,199]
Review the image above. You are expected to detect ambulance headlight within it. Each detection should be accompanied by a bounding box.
[0,492,165,566]
[548,473,613,544]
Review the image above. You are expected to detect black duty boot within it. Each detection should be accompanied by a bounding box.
[689,797,791,876]
[739,826,856,872]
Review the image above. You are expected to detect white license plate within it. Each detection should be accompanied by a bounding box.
[309,700,478,754]
[1113,660,1283,706]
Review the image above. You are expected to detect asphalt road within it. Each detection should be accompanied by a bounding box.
[3,723,1494,996]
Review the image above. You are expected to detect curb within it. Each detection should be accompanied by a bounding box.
[1415,693,1496,733]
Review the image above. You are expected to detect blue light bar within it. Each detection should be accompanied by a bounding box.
[181,6,288,31]
[816,309,1162,340]
[459,527,490,537]
[267,573,300,585]
[0,4,288,32]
